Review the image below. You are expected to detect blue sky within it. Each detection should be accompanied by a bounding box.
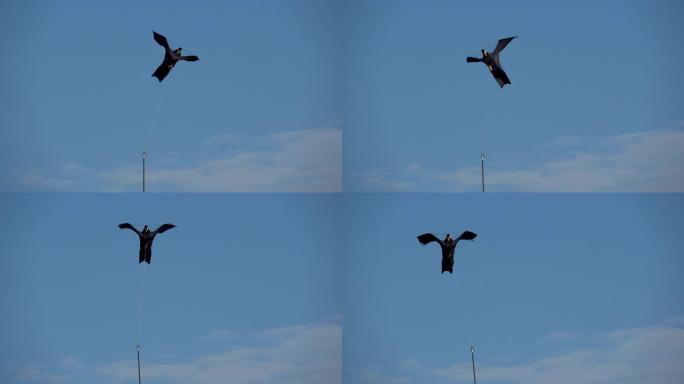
[0,0,341,192]
[342,0,684,191]
[0,194,341,383]
[342,194,683,383]
[0,194,682,383]
[2,1,682,192]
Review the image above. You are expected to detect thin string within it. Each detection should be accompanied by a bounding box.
[137,264,147,343]
[143,82,169,192]
[455,267,472,347]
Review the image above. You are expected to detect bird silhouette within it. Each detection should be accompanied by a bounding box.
[119,223,176,264]
[151,31,199,82]
[466,36,516,88]
[417,231,477,273]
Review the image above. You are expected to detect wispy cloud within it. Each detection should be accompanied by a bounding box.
[17,168,76,191]
[15,365,70,384]
[357,170,415,192]
[356,128,684,192]
[14,128,341,192]
[355,323,684,384]
[357,366,411,384]
[16,322,341,384]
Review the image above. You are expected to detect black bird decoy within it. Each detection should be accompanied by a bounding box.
[417,231,477,273]
[151,31,199,82]
[466,36,516,88]
[119,223,176,264]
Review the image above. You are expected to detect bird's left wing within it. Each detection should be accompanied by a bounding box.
[152,62,171,82]
[180,55,199,62]
[490,65,511,88]
[152,223,176,235]
[456,230,477,242]
[493,36,516,55]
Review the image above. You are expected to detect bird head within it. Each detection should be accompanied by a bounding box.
[143,225,149,233]
[175,48,183,55]
[481,49,488,58]
[445,233,452,241]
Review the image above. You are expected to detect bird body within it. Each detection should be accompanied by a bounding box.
[152,31,199,82]
[417,231,477,273]
[466,36,516,88]
[119,223,176,264]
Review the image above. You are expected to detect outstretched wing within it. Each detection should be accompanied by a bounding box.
[152,61,172,82]
[492,36,516,55]
[466,56,482,63]
[456,230,477,242]
[153,31,171,51]
[490,64,511,88]
[417,233,443,246]
[180,55,199,62]
[119,223,141,236]
[152,223,176,235]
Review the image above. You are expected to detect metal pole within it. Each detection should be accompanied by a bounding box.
[480,154,485,193]
[470,346,477,384]
[137,344,142,384]
[142,152,146,193]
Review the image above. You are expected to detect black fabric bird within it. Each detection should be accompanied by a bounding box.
[417,231,477,273]
[466,36,516,88]
[151,31,199,82]
[119,223,176,264]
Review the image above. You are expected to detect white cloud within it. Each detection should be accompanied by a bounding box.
[357,128,684,192]
[357,366,411,384]
[358,170,414,192]
[95,322,341,384]
[15,128,341,192]
[15,322,341,384]
[16,365,70,384]
[57,358,80,368]
[17,168,75,191]
[355,323,684,384]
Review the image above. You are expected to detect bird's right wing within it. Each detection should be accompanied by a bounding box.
[153,31,171,51]
[152,62,171,82]
[417,233,443,246]
[119,223,141,237]
[493,36,516,55]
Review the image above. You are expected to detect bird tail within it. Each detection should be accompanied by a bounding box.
[466,57,481,63]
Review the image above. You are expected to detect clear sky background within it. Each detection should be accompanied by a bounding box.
[342,194,683,383]
[0,0,341,192]
[342,0,684,191]
[0,194,341,383]
[2,0,682,192]
[0,194,682,383]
